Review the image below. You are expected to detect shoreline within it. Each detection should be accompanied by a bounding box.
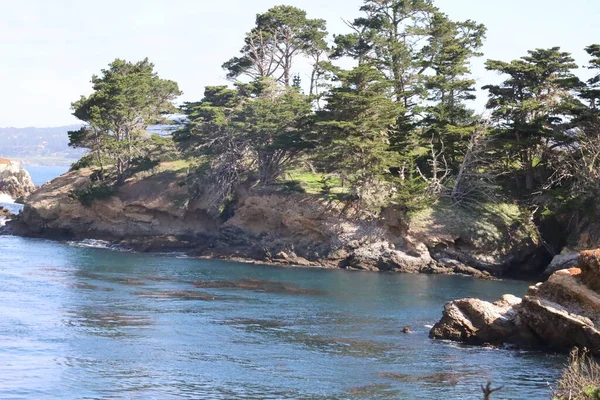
[2,229,506,280]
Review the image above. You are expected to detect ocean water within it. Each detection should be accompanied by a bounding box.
[0,167,564,399]
[24,165,69,186]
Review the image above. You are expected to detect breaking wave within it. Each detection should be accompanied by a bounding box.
[0,194,14,204]
[67,239,130,252]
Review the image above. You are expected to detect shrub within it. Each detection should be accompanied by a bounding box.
[72,184,115,206]
[128,156,160,174]
[70,154,97,171]
[554,348,600,400]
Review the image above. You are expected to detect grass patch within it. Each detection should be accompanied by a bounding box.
[409,199,537,251]
[158,159,194,172]
[280,168,350,200]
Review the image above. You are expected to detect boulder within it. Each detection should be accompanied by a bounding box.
[580,250,600,292]
[429,295,536,346]
[543,249,580,277]
[430,250,600,354]
[0,159,35,200]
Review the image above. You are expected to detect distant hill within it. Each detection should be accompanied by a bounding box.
[0,125,86,165]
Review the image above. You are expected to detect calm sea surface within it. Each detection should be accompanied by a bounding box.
[0,167,563,399]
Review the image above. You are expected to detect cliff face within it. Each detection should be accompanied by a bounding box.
[9,168,546,278]
[0,159,35,200]
[430,250,600,354]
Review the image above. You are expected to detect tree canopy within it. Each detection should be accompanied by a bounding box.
[67,2,600,233]
[70,58,181,183]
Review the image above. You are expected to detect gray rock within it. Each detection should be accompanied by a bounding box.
[543,250,580,277]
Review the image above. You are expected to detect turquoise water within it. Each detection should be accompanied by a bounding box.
[0,167,564,399]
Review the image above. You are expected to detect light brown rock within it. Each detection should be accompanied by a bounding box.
[430,250,600,354]
[0,159,35,199]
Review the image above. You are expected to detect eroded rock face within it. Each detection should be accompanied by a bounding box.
[430,251,600,354]
[13,169,217,240]
[0,159,35,200]
[11,168,544,279]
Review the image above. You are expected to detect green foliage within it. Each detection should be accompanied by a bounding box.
[317,63,402,199]
[63,1,600,227]
[128,156,160,174]
[69,154,98,171]
[553,348,600,400]
[420,14,486,170]
[70,58,181,184]
[483,47,580,195]
[71,184,115,206]
[176,78,314,190]
[223,5,328,86]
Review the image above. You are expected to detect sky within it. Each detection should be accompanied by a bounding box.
[0,0,597,127]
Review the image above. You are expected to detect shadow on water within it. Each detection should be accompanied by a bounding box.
[68,282,115,292]
[378,371,477,386]
[192,278,324,295]
[345,384,402,399]
[134,290,218,301]
[224,318,393,358]
[63,306,154,338]
[74,271,147,286]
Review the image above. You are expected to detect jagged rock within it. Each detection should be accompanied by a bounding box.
[0,206,14,232]
[436,258,494,280]
[0,159,35,199]
[272,251,312,267]
[430,250,600,354]
[429,295,536,346]
[12,168,542,279]
[544,249,580,277]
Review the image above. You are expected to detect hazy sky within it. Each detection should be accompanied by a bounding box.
[0,0,597,127]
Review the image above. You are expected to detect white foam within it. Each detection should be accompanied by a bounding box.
[67,239,131,252]
[0,194,14,204]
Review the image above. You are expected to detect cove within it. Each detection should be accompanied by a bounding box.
[0,234,563,399]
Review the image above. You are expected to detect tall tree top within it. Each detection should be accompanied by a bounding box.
[222,5,328,86]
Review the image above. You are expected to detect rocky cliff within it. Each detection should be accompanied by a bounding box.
[8,167,547,278]
[0,159,35,200]
[430,250,600,354]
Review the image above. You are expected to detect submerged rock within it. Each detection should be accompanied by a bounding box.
[430,250,600,354]
[0,159,35,200]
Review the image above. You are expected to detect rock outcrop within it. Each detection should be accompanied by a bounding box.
[544,248,580,277]
[9,167,543,278]
[430,250,600,354]
[0,206,14,230]
[0,159,35,200]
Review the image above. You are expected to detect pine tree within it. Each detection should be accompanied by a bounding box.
[317,64,402,203]
[483,47,579,195]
